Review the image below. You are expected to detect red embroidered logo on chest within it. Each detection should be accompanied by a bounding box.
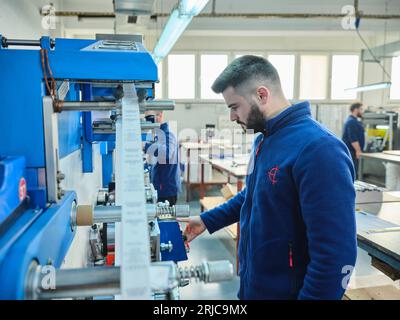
[267,165,279,185]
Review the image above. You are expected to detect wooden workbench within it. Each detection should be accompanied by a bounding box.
[180,141,240,202]
[359,152,400,182]
[361,152,400,164]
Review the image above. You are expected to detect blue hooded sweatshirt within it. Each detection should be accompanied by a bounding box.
[200,101,357,300]
[145,122,180,198]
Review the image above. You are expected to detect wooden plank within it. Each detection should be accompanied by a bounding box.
[199,196,226,211]
[371,257,400,281]
[344,285,400,300]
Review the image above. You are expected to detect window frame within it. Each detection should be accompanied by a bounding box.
[161,50,361,104]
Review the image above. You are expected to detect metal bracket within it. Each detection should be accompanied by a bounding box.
[42,97,61,203]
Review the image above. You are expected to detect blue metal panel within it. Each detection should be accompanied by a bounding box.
[0,50,45,168]
[0,157,26,224]
[100,142,115,188]
[81,84,94,173]
[58,83,81,159]
[25,167,47,209]
[93,134,116,142]
[47,40,157,82]
[0,191,77,299]
[102,153,113,188]
[158,220,187,262]
[58,111,81,159]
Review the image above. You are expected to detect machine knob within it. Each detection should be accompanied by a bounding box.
[160,241,173,252]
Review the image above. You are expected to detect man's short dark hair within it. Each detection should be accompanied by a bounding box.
[211,55,282,95]
[350,102,363,112]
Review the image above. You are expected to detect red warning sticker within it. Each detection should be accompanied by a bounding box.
[19,177,27,201]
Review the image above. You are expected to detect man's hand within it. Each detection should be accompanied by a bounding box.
[351,141,362,159]
[177,216,206,242]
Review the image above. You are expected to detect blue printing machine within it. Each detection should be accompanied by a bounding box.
[0,35,186,299]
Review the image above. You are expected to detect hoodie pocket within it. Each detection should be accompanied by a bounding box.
[247,239,295,298]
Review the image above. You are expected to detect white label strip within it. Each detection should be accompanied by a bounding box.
[120,84,151,299]
[114,111,122,264]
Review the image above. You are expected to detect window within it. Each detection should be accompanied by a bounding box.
[299,55,328,100]
[168,54,195,99]
[390,56,400,100]
[268,55,295,99]
[200,54,228,99]
[331,55,359,100]
[155,61,163,99]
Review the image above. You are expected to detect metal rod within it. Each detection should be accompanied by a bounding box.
[29,266,120,300]
[59,100,175,112]
[60,101,121,111]
[93,206,122,224]
[52,11,400,20]
[26,260,234,300]
[74,204,190,226]
[141,100,175,111]
[2,39,41,47]
[1,38,55,48]
[140,123,161,130]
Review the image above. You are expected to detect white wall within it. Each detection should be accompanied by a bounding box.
[60,144,103,268]
[0,0,62,38]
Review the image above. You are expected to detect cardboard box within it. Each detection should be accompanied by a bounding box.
[221,183,237,200]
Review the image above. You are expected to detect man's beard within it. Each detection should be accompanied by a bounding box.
[240,103,266,134]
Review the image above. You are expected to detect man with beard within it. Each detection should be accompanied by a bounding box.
[342,102,365,179]
[178,55,357,300]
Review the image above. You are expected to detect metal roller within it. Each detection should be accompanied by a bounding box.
[72,203,190,226]
[57,100,175,112]
[25,260,234,300]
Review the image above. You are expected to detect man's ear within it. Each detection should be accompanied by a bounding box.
[256,86,270,104]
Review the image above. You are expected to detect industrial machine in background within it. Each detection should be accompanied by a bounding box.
[0,34,233,300]
[362,110,399,153]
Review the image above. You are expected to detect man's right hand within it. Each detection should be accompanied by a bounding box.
[356,150,362,159]
[177,216,207,243]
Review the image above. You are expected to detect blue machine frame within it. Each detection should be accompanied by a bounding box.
[0,35,161,299]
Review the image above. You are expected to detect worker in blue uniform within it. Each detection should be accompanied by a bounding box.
[342,102,365,179]
[179,55,357,300]
[144,111,180,205]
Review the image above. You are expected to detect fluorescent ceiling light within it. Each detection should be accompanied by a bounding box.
[180,0,209,15]
[152,0,210,63]
[153,9,192,63]
[345,81,392,93]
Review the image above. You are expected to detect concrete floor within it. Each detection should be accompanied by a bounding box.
[176,183,399,300]
[177,185,240,300]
